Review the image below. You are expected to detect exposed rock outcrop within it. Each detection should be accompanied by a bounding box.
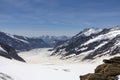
[0,42,25,62]
[80,56,120,80]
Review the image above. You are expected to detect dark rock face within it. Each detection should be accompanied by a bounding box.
[0,42,25,62]
[80,57,120,80]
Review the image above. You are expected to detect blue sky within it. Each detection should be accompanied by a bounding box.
[0,0,120,36]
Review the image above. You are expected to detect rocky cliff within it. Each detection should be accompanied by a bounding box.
[80,56,120,80]
[0,42,25,62]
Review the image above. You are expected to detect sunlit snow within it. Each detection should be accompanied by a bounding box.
[0,48,98,80]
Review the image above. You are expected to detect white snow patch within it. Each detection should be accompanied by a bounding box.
[94,41,108,50]
[77,47,88,51]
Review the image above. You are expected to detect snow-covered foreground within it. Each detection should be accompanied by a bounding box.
[0,48,99,80]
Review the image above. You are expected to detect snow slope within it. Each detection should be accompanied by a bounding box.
[84,29,120,45]
[53,26,120,61]
[0,48,98,80]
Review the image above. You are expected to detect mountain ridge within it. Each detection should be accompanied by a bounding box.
[52,26,120,61]
[0,31,50,51]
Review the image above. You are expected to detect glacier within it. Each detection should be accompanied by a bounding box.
[0,48,98,80]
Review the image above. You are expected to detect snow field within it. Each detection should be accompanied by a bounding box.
[0,48,98,80]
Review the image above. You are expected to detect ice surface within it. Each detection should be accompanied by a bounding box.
[0,48,98,80]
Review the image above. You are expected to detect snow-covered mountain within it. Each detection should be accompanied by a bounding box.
[39,35,70,47]
[0,31,50,51]
[52,26,120,61]
[0,42,25,62]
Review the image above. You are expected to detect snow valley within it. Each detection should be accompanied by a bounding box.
[0,48,97,80]
[0,26,120,80]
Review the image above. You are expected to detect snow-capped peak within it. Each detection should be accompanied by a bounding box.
[76,28,102,37]
[82,28,101,36]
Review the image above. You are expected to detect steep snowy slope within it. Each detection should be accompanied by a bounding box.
[52,26,120,61]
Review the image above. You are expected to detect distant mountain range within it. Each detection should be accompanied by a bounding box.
[39,35,70,47]
[0,31,50,51]
[0,31,70,51]
[52,26,120,61]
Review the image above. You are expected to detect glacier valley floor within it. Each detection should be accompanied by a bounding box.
[0,48,101,80]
